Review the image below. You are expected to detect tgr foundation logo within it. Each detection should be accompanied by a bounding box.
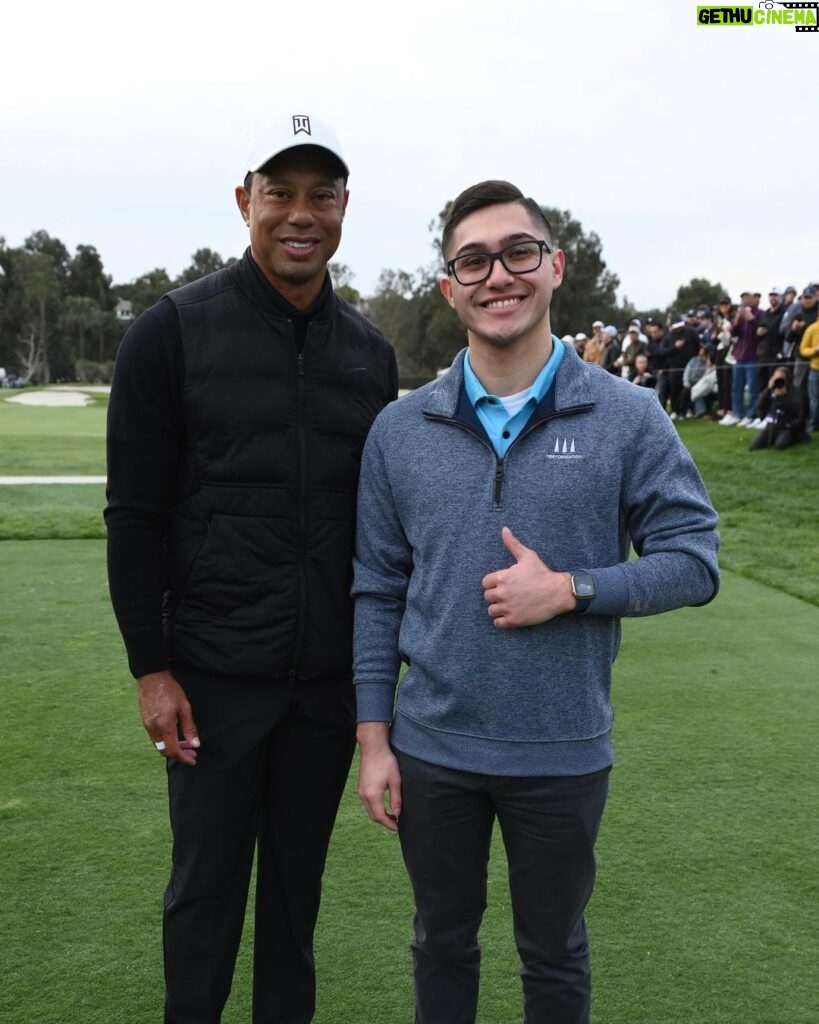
[696,2,818,31]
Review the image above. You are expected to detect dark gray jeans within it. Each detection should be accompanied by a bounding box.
[395,751,610,1024]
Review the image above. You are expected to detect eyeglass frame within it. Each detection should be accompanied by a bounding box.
[445,239,555,286]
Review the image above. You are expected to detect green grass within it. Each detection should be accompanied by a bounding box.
[1,544,816,1023]
[0,393,106,475]
[0,484,107,540]
[677,420,819,605]
[1,396,818,1022]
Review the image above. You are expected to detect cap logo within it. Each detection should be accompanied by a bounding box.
[292,114,311,136]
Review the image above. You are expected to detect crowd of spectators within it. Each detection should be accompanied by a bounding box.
[563,284,819,449]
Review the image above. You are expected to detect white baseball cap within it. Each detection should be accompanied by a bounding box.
[245,112,349,178]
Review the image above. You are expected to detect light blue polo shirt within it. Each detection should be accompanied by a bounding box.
[463,338,565,456]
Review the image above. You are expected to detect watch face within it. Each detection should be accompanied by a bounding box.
[573,574,595,599]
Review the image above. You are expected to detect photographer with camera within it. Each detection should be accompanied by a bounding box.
[748,368,810,451]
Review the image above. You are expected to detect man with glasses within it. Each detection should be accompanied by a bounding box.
[353,180,719,1024]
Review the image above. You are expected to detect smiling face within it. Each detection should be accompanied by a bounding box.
[439,202,564,354]
[235,147,348,307]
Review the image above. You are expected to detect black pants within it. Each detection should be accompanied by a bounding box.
[163,669,355,1024]
[748,423,809,450]
[396,752,610,1024]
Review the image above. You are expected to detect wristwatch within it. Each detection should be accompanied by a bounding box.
[570,572,595,614]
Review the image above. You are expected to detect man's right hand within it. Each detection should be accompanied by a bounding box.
[357,721,401,832]
[137,670,200,766]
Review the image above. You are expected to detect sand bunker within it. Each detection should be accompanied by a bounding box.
[4,386,109,407]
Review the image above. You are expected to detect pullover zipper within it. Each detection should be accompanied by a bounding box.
[424,404,592,506]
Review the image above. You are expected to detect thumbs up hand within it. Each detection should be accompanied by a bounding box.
[481,526,575,628]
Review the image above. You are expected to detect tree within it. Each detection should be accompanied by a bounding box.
[670,278,727,316]
[61,296,105,363]
[115,268,175,316]
[542,208,620,335]
[24,230,70,278]
[175,248,236,286]
[13,249,63,382]
[366,268,462,383]
[68,244,112,307]
[329,262,361,306]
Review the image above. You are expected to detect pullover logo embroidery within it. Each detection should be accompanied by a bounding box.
[292,115,311,135]
[547,437,583,460]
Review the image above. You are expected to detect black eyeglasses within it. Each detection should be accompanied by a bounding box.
[446,240,553,286]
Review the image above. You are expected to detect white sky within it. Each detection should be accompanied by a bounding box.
[2,0,816,319]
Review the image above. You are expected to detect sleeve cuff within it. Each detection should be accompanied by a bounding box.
[354,682,396,723]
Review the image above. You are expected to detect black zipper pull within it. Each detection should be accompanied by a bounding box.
[494,458,505,504]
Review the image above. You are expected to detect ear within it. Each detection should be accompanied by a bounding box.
[235,185,250,225]
[550,248,566,289]
[440,275,455,307]
[341,188,350,218]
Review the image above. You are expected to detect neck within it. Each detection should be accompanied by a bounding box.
[467,331,554,396]
[249,248,326,310]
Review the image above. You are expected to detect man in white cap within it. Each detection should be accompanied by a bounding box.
[106,112,397,1022]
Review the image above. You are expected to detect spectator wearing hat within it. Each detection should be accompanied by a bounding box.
[684,309,700,332]
[756,288,787,393]
[696,308,714,341]
[616,323,648,378]
[627,317,648,343]
[778,286,799,346]
[799,317,819,432]
[661,320,699,419]
[600,325,622,375]
[785,287,819,416]
[573,332,588,357]
[582,321,606,365]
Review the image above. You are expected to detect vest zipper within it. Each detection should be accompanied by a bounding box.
[291,342,308,678]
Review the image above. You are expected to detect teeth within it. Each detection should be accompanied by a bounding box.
[287,241,312,249]
[485,298,521,309]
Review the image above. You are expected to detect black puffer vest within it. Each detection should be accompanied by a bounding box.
[163,253,396,681]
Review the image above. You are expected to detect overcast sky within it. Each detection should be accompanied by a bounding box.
[3,0,816,322]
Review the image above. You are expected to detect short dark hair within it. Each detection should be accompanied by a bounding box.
[440,180,554,263]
